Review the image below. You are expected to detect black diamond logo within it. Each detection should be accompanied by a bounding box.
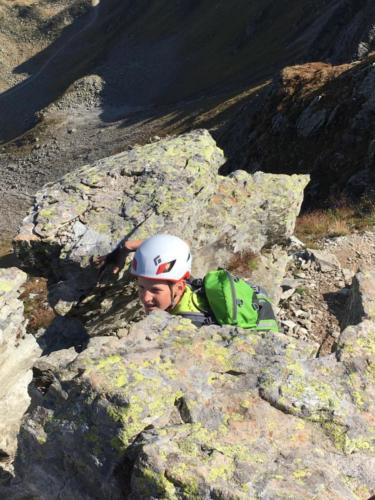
[154,255,161,266]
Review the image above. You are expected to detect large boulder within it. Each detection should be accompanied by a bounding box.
[0,268,41,482]
[14,130,309,307]
[5,312,374,499]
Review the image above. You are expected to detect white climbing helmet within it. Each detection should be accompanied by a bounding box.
[131,234,192,282]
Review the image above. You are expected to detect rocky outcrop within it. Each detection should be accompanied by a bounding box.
[221,54,375,207]
[2,132,375,499]
[4,310,374,499]
[0,268,41,482]
[15,130,309,310]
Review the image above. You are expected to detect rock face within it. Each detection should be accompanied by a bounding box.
[221,54,375,206]
[5,310,374,499]
[2,132,375,498]
[15,130,309,307]
[0,268,41,481]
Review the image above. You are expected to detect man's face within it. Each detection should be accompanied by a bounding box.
[137,277,185,313]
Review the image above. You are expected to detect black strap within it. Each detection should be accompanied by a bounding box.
[177,311,216,327]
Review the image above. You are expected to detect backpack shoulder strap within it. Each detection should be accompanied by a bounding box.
[172,281,216,326]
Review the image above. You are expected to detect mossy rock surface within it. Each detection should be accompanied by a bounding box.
[9,312,374,499]
[14,130,308,306]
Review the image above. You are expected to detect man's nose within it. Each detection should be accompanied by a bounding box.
[142,289,153,303]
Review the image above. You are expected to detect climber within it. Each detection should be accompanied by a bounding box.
[94,234,279,331]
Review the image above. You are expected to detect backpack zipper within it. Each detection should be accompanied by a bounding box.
[226,271,238,323]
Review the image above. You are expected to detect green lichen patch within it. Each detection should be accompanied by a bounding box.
[279,372,342,417]
[258,358,375,455]
[182,338,233,372]
[337,322,375,360]
[0,279,14,293]
[323,422,375,455]
[133,467,178,499]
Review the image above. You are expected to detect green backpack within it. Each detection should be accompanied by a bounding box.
[202,269,279,332]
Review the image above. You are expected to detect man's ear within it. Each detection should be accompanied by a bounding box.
[175,280,186,297]
[175,279,186,294]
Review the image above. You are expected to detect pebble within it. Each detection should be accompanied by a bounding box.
[281,289,295,301]
[298,318,312,329]
[281,319,297,330]
[295,309,309,318]
[298,327,309,336]
[281,278,300,289]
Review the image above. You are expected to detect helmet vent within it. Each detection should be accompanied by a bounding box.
[156,260,176,275]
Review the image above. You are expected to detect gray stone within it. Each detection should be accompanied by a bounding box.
[281,319,298,330]
[4,313,373,499]
[0,268,41,479]
[336,319,375,361]
[14,131,309,311]
[280,288,295,301]
[308,248,341,272]
[343,267,375,327]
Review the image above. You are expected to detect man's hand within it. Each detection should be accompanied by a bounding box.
[92,239,143,277]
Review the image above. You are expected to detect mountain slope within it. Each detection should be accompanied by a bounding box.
[1,0,375,142]
[220,53,375,207]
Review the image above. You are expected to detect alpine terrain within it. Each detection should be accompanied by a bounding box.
[0,1,374,498]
